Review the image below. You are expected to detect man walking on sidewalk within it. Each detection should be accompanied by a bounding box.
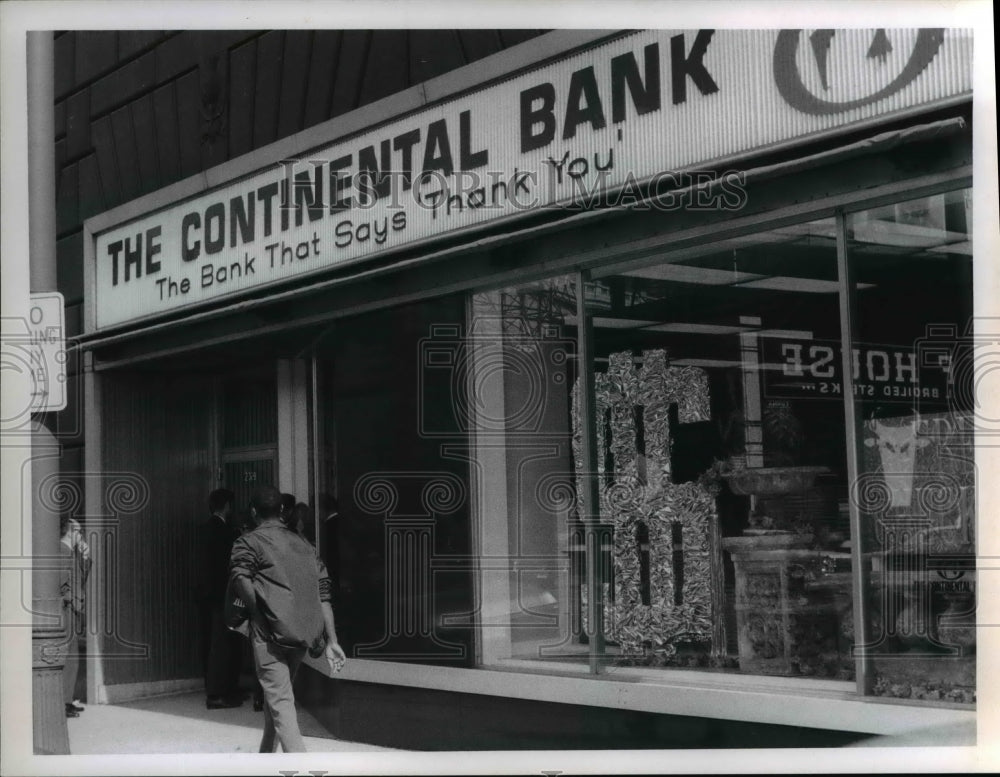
[229,485,346,753]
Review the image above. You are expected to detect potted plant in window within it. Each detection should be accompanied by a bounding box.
[723,401,828,540]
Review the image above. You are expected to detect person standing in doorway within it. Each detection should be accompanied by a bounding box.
[199,488,244,709]
[319,495,339,591]
[290,502,314,544]
[280,492,296,526]
[235,503,266,712]
[230,485,345,753]
[60,514,91,718]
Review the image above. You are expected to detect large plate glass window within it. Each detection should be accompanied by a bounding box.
[314,295,474,667]
[582,217,855,680]
[473,224,863,682]
[469,276,584,668]
[846,188,976,704]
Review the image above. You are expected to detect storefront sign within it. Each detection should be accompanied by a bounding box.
[761,337,951,403]
[89,28,972,330]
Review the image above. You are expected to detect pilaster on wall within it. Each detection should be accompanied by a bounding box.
[466,306,513,665]
[277,359,310,502]
[82,351,105,705]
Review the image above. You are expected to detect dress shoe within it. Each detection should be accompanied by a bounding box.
[67,701,85,713]
[206,696,242,709]
[65,704,80,718]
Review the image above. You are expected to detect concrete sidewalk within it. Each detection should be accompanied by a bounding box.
[66,691,396,754]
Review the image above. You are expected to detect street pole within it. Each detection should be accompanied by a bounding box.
[27,29,70,755]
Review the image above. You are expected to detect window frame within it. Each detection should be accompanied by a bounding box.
[467,170,975,702]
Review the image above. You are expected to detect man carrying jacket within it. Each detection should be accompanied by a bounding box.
[229,485,346,753]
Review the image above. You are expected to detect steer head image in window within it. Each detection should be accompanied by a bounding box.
[858,411,976,555]
[863,416,931,510]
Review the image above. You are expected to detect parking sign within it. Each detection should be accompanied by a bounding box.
[27,292,66,412]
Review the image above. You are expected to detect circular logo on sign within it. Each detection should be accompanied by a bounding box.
[773,29,945,115]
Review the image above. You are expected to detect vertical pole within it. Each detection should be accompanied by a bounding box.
[738,315,765,469]
[575,271,605,673]
[311,354,322,550]
[836,209,873,695]
[276,360,292,494]
[292,359,310,501]
[27,29,70,754]
[28,34,56,294]
[276,358,311,501]
[83,353,106,705]
[738,314,765,521]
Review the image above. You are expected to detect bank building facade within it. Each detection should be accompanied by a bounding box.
[31,26,979,750]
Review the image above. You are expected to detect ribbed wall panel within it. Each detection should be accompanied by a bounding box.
[222,373,277,449]
[100,372,213,686]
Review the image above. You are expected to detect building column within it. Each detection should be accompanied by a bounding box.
[27,30,70,754]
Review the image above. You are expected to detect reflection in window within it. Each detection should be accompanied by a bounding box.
[578,218,855,678]
[471,198,975,704]
[848,189,975,704]
[470,276,582,665]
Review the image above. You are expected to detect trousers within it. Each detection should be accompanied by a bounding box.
[62,608,85,704]
[251,626,307,753]
[204,605,243,698]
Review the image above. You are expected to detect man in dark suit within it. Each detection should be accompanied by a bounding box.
[199,488,244,709]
